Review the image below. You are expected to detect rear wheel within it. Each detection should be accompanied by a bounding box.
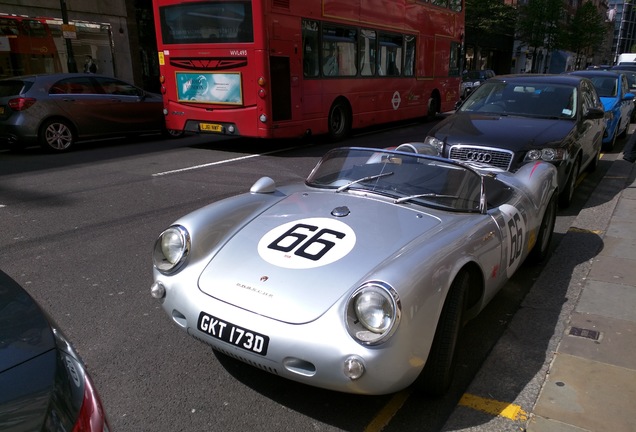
[604,124,618,151]
[327,100,351,141]
[426,94,440,121]
[414,270,469,396]
[528,192,557,263]
[39,119,75,152]
[559,157,580,208]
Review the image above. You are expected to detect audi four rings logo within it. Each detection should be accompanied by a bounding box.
[466,151,493,163]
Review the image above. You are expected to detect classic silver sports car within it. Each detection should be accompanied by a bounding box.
[150,144,558,395]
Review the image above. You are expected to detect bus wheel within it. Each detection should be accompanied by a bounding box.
[328,100,351,141]
[426,95,440,121]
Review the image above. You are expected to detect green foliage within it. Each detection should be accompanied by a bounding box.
[564,2,607,56]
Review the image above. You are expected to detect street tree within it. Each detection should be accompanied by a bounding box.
[516,0,565,72]
[465,0,517,71]
[564,1,608,68]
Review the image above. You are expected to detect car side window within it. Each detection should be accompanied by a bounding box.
[49,77,98,95]
[95,77,140,96]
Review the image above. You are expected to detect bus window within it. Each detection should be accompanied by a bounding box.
[404,36,415,77]
[160,1,253,44]
[449,41,461,76]
[302,19,319,78]
[359,29,376,76]
[322,25,357,77]
[379,33,402,76]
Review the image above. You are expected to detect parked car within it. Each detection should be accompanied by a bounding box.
[0,73,181,152]
[568,70,634,150]
[460,69,495,98]
[150,144,558,395]
[611,66,636,122]
[425,74,605,208]
[0,269,111,431]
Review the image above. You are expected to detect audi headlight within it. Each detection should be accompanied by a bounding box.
[153,225,190,274]
[423,136,444,153]
[346,282,401,345]
[524,148,566,163]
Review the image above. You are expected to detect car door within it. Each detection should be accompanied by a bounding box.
[579,80,604,164]
[619,75,633,129]
[48,76,112,137]
[91,76,164,134]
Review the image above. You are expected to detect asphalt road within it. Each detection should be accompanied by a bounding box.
[0,119,627,432]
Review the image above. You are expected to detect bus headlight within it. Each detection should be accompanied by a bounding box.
[259,114,267,123]
[346,282,401,345]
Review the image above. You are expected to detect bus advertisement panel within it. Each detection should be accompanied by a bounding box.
[152,0,464,140]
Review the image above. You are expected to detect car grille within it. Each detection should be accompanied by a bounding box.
[449,145,514,171]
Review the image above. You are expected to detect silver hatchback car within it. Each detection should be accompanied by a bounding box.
[0,73,175,152]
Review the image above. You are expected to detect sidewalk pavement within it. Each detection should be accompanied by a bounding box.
[442,152,636,432]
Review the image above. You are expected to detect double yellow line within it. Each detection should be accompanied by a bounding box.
[364,391,528,432]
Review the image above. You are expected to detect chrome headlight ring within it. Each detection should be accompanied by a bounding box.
[346,281,401,346]
[153,225,191,275]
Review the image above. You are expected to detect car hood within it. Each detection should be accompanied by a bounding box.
[433,113,576,151]
[600,96,618,111]
[0,271,55,373]
[198,191,443,324]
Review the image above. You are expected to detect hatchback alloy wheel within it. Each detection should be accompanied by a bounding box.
[40,119,74,151]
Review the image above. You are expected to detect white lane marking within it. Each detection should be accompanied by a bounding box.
[152,145,303,176]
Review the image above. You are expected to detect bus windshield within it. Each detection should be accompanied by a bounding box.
[159,1,253,44]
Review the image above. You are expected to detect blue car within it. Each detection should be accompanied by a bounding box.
[569,70,634,150]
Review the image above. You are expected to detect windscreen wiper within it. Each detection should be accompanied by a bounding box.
[336,171,394,192]
[394,193,459,204]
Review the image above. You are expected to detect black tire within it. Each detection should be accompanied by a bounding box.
[166,129,185,138]
[604,124,618,151]
[327,100,351,141]
[528,192,557,263]
[426,95,440,121]
[559,157,580,208]
[39,119,75,152]
[587,147,600,173]
[414,270,469,396]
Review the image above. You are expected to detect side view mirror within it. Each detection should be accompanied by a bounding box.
[585,107,605,120]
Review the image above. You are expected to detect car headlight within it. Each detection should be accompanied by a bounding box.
[153,225,190,274]
[346,282,401,345]
[524,148,566,163]
[423,136,444,153]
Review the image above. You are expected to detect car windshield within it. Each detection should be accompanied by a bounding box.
[459,81,577,119]
[306,147,483,213]
[587,76,618,98]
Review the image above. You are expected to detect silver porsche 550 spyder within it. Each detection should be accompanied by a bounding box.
[150,144,558,396]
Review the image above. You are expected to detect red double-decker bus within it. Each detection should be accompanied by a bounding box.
[152,0,464,140]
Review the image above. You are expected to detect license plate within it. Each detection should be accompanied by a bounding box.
[197,312,269,356]
[199,122,223,132]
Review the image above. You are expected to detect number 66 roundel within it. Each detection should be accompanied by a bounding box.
[499,204,527,278]
[258,218,357,269]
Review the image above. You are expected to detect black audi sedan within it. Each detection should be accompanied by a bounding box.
[0,270,111,431]
[425,74,605,207]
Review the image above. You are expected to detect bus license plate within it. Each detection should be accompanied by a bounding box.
[199,123,223,132]
[197,311,269,356]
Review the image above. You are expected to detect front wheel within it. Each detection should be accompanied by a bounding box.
[39,119,75,152]
[559,157,580,208]
[414,270,469,396]
[528,192,557,263]
[327,100,351,141]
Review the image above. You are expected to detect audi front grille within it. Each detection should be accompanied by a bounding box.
[449,145,514,171]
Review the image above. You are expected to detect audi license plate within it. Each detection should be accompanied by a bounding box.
[199,122,223,132]
[197,312,269,356]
